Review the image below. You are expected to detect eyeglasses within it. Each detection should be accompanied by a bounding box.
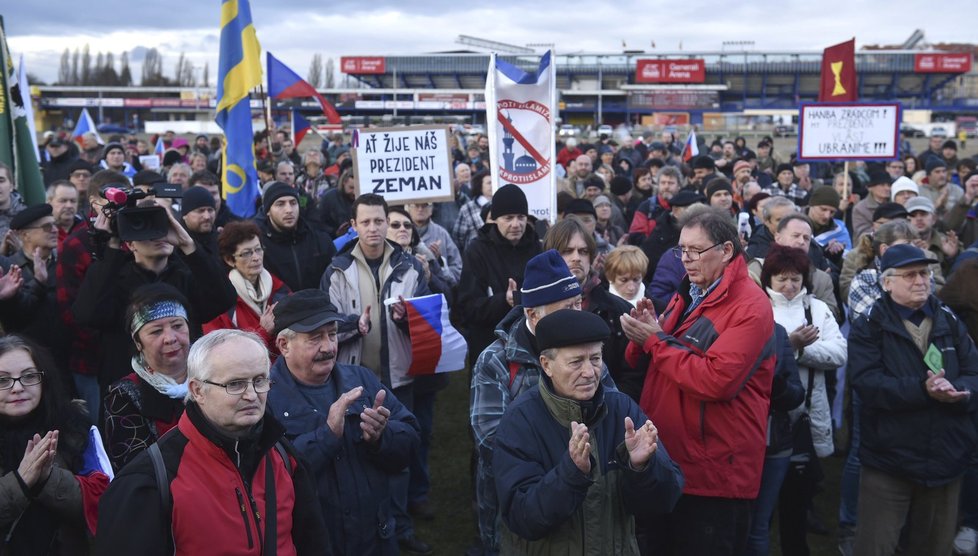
[71,171,92,178]
[672,242,724,261]
[24,222,57,232]
[234,247,264,259]
[389,221,414,230]
[202,376,272,395]
[0,371,44,390]
[889,269,933,283]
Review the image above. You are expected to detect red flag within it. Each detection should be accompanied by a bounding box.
[819,39,857,102]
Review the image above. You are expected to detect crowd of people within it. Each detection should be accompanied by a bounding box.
[0,123,976,556]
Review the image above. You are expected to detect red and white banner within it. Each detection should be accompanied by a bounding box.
[914,53,972,73]
[635,59,706,83]
[340,56,386,74]
[485,51,557,222]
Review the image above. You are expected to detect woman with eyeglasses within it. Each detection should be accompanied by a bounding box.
[102,284,194,473]
[386,207,452,296]
[203,221,291,351]
[0,334,110,554]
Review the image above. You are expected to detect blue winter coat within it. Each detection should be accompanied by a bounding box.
[266,358,421,555]
[849,294,978,486]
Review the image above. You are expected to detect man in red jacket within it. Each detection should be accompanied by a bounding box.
[621,208,775,556]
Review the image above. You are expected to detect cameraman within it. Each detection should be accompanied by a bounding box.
[72,192,236,392]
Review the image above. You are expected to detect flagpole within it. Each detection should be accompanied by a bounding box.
[842,160,849,199]
[257,84,274,157]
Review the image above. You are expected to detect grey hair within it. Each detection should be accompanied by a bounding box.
[186,329,269,401]
[540,347,559,361]
[761,196,797,222]
[275,327,298,343]
[167,163,191,180]
[657,165,683,186]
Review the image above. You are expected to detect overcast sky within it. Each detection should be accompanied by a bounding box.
[4,0,976,86]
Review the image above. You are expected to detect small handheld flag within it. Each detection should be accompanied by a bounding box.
[394,294,467,375]
[682,129,699,163]
[71,108,103,146]
[292,109,312,146]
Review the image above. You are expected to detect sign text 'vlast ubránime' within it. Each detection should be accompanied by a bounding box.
[798,103,900,161]
[352,126,454,204]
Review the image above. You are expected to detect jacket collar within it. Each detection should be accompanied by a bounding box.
[538,375,607,429]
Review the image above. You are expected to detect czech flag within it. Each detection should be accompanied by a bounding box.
[291,109,312,146]
[77,425,111,535]
[402,294,467,376]
[267,52,341,124]
[682,128,699,163]
[154,136,166,159]
[71,108,103,146]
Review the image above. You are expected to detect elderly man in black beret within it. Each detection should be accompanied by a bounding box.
[493,309,683,555]
[849,244,978,554]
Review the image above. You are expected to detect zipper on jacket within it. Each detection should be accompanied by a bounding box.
[235,488,255,549]
[247,491,265,549]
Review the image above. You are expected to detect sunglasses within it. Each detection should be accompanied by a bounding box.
[389,221,414,230]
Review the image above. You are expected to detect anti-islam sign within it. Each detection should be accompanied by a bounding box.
[797,102,900,161]
[486,51,557,222]
[351,125,454,205]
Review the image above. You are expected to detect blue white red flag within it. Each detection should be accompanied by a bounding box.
[154,136,165,158]
[71,108,103,146]
[267,52,341,124]
[682,128,699,162]
[485,50,556,222]
[402,294,466,375]
[291,109,312,146]
[80,425,114,480]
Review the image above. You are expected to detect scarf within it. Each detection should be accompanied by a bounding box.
[132,356,188,400]
[228,268,274,321]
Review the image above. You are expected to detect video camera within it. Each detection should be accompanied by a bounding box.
[100,183,183,241]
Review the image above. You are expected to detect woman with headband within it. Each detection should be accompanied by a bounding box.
[102,284,191,473]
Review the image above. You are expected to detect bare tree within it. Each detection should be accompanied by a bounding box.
[58,48,70,85]
[307,53,323,88]
[94,52,104,85]
[103,52,119,86]
[202,62,209,87]
[80,44,91,85]
[70,48,80,85]
[324,57,335,88]
[141,48,167,85]
[119,52,133,86]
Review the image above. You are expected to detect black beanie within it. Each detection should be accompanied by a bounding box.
[775,163,794,176]
[610,176,632,195]
[705,178,733,200]
[162,150,183,167]
[490,184,528,219]
[692,155,715,171]
[262,181,298,214]
[133,170,165,187]
[182,186,216,214]
[584,175,605,192]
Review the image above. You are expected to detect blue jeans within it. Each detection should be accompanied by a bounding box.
[743,455,791,556]
[839,392,862,529]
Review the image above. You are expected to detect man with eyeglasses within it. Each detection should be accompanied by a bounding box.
[97,329,328,555]
[265,290,421,555]
[849,244,978,555]
[620,209,776,555]
[0,204,68,366]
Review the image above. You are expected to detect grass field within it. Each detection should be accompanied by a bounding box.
[414,371,850,556]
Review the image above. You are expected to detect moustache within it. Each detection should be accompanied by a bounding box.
[313,352,336,362]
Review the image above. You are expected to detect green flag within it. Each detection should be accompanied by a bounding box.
[0,18,45,206]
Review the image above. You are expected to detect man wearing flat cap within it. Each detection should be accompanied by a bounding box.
[849,244,978,554]
[470,249,617,554]
[266,289,421,556]
[0,203,66,361]
[493,309,683,555]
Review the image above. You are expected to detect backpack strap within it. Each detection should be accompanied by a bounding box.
[148,443,171,516]
[263,452,277,555]
[274,441,292,475]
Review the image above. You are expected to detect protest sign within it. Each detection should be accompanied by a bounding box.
[139,154,161,170]
[351,125,454,204]
[798,102,900,161]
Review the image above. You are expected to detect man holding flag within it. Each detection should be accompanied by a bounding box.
[216,0,262,218]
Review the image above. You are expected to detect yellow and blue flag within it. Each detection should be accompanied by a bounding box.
[216,0,262,218]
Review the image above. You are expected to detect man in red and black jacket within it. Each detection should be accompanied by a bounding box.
[96,330,327,555]
[621,209,775,556]
[628,166,682,239]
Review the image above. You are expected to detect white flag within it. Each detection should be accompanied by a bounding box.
[485,51,557,222]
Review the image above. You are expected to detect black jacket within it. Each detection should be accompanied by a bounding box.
[639,212,680,283]
[584,280,644,403]
[768,323,806,455]
[41,145,79,186]
[258,218,336,291]
[456,223,541,357]
[849,294,978,485]
[316,188,354,238]
[72,245,236,385]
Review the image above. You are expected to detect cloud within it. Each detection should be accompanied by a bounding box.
[5,0,977,84]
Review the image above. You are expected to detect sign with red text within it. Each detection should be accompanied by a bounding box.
[914,53,972,73]
[798,102,900,161]
[635,59,706,83]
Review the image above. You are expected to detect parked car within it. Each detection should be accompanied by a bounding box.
[596,124,614,137]
[774,124,797,137]
[900,124,926,138]
[558,124,578,137]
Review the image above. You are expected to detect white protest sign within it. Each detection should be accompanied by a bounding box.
[139,154,161,170]
[351,126,454,205]
[798,102,900,161]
